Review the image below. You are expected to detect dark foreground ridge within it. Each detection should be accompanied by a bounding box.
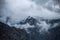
[0,22,29,40]
[0,22,60,40]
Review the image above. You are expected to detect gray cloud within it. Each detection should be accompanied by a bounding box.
[0,0,60,24]
[31,0,48,5]
[53,0,60,5]
[31,0,60,13]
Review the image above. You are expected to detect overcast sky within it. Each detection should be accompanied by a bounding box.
[0,0,60,23]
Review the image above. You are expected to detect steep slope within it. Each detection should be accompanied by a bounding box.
[0,22,29,40]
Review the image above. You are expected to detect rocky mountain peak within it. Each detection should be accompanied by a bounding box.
[19,16,39,25]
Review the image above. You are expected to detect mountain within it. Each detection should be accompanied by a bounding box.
[16,16,60,32]
[19,16,60,40]
[0,16,60,40]
[0,22,29,40]
[48,19,60,24]
[19,16,39,26]
[49,24,60,40]
[0,21,60,40]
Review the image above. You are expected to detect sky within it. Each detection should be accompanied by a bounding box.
[0,0,60,23]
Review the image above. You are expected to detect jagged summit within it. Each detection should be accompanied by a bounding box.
[19,16,40,25]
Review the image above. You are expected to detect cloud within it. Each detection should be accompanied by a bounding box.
[32,0,60,13]
[0,0,60,24]
[0,0,60,33]
[31,0,48,5]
